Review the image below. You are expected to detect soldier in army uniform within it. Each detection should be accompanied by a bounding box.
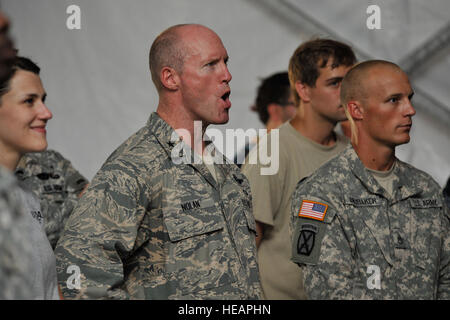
[15,150,88,249]
[0,53,60,299]
[291,60,450,299]
[0,163,34,299]
[0,10,34,300]
[55,24,262,299]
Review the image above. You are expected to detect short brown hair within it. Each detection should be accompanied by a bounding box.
[288,38,356,106]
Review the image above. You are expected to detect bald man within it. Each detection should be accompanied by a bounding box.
[55,24,262,300]
[290,60,450,299]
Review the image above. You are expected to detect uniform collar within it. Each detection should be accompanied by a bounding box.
[147,112,237,189]
[344,145,388,198]
[391,159,423,202]
[344,145,421,202]
[146,112,180,153]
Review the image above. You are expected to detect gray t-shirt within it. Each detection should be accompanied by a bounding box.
[14,184,59,300]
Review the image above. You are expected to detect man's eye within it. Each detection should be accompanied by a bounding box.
[329,81,339,87]
[389,97,399,103]
[24,98,34,105]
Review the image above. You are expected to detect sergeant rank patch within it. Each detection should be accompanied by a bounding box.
[298,200,328,221]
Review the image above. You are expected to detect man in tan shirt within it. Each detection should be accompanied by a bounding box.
[234,72,297,167]
[242,39,356,299]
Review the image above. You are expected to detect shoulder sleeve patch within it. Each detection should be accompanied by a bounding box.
[291,217,328,266]
[291,198,337,266]
[298,200,328,221]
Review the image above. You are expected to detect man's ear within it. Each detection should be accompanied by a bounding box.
[295,81,310,103]
[347,101,364,120]
[160,66,179,91]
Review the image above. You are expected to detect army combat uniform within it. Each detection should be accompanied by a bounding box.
[291,145,450,299]
[0,167,33,299]
[15,150,89,249]
[55,112,262,299]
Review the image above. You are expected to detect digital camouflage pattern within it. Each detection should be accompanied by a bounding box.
[15,150,88,249]
[291,145,450,299]
[0,166,33,299]
[55,112,262,299]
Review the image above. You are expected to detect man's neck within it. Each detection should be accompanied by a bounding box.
[289,105,337,146]
[157,101,206,154]
[265,119,282,133]
[353,139,396,171]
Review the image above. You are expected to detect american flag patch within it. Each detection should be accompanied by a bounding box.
[298,200,328,221]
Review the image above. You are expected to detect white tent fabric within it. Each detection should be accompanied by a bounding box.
[2,0,449,186]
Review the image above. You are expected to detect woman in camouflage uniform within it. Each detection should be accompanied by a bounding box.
[0,56,59,299]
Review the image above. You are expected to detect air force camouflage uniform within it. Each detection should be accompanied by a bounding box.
[291,145,450,299]
[15,150,89,249]
[0,167,33,299]
[55,112,262,299]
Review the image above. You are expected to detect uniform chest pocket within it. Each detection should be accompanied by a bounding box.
[343,195,387,262]
[221,172,257,236]
[410,198,442,270]
[162,202,236,295]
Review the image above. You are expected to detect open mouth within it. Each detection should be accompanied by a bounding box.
[221,91,230,102]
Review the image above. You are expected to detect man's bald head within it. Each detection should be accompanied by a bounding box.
[340,60,411,146]
[149,24,221,92]
[149,24,189,91]
[340,60,403,107]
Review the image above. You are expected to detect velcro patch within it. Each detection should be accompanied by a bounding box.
[180,198,215,212]
[298,200,328,221]
[410,198,442,209]
[346,197,380,207]
[297,224,318,256]
[291,219,325,266]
